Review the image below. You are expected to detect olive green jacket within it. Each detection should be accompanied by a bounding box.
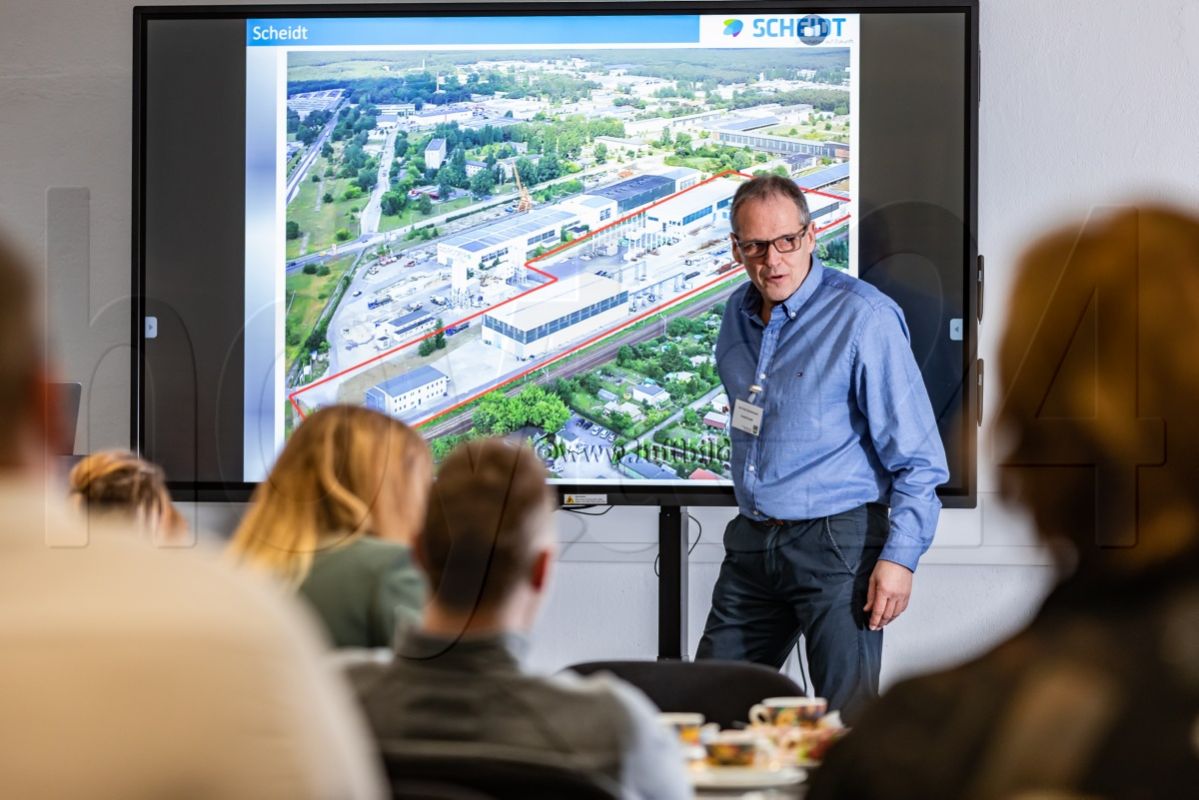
[298,536,425,649]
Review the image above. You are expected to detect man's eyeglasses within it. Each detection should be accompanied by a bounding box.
[732,226,810,259]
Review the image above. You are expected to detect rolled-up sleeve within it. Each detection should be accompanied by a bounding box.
[851,304,949,571]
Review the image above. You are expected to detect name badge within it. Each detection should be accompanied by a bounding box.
[732,399,764,436]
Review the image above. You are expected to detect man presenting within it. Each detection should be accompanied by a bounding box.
[696,176,948,723]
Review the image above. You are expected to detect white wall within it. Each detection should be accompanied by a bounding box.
[5,0,1198,686]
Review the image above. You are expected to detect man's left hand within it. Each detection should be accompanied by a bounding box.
[863,560,913,631]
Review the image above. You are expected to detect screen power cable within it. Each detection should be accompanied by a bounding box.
[652,512,702,577]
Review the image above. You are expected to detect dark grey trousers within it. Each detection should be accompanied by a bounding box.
[696,504,888,725]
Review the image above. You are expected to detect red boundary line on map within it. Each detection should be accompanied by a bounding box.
[289,168,852,422]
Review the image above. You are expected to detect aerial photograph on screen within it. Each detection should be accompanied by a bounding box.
[281,47,852,481]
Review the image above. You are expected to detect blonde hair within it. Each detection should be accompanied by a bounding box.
[228,405,432,586]
[997,206,1199,569]
[68,450,186,542]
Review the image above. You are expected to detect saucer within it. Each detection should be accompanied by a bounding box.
[690,766,807,789]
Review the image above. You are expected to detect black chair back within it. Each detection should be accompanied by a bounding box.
[380,742,622,800]
[565,659,805,729]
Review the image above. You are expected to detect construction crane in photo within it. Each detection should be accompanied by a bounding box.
[513,162,534,213]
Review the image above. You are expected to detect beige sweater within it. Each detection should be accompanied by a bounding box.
[0,478,383,799]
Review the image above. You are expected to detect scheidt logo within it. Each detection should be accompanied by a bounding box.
[752,15,847,45]
[723,19,744,37]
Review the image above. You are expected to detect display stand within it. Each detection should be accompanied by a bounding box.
[657,505,689,660]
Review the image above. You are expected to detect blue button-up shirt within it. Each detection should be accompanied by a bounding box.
[716,256,949,571]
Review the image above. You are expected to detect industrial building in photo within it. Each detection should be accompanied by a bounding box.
[437,207,578,282]
[481,274,628,360]
[557,194,618,231]
[804,190,850,227]
[712,128,849,160]
[286,89,345,117]
[653,166,702,192]
[592,174,676,214]
[365,365,449,418]
[642,180,735,245]
[407,104,474,129]
[436,169,706,291]
[388,310,436,341]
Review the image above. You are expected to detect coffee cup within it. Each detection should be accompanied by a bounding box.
[657,712,706,745]
[749,696,828,729]
[702,730,759,767]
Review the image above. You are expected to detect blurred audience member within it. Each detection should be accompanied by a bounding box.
[229,405,432,648]
[0,231,381,796]
[69,449,188,545]
[808,207,1199,798]
[350,438,691,800]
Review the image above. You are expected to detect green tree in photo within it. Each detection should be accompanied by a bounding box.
[380,191,408,216]
[470,168,496,199]
[608,411,634,435]
[520,387,569,434]
[286,220,301,240]
[474,393,521,435]
[356,166,376,193]
[661,345,688,374]
[418,194,433,216]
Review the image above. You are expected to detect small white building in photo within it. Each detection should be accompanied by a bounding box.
[425,138,448,170]
[632,383,669,407]
[365,365,449,417]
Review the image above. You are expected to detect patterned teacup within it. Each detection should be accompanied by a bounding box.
[657,712,706,746]
[749,696,828,729]
[702,730,760,767]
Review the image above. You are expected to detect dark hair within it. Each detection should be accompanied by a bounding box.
[729,175,811,236]
[420,438,555,613]
[0,231,40,463]
[997,206,1199,570]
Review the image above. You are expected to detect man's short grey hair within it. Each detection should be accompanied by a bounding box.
[729,175,812,236]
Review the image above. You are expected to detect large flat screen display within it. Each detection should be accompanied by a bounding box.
[135,2,978,505]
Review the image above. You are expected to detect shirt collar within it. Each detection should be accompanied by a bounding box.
[396,629,530,672]
[739,253,825,325]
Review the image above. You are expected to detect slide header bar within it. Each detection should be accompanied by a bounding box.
[247,14,857,48]
[247,16,700,46]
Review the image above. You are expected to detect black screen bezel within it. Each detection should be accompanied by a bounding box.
[132,1,979,507]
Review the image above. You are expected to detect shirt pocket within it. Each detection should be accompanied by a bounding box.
[765,399,822,444]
